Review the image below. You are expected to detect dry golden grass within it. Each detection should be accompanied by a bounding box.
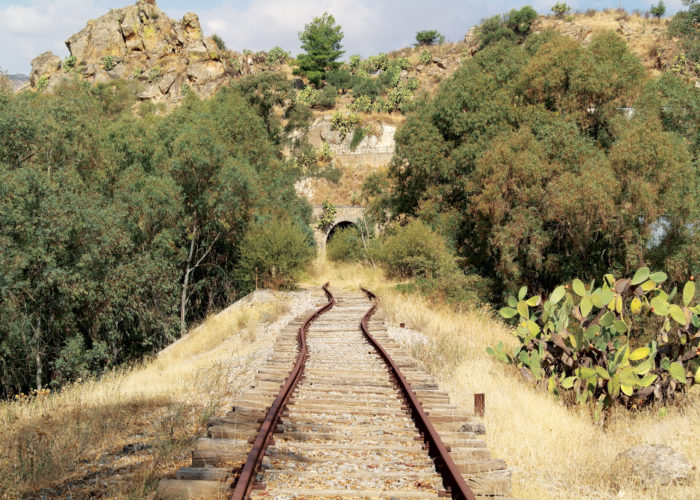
[0,297,290,499]
[306,259,700,500]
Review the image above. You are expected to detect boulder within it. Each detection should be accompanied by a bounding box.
[616,444,694,485]
[186,61,225,84]
[29,52,62,86]
[66,9,126,62]
[28,1,230,108]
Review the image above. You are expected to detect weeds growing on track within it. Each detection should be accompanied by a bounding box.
[0,298,289,499]
[306,259,699,500]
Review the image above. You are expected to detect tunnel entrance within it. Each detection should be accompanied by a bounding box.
[326,221,359,246]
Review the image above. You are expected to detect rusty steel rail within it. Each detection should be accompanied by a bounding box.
[230,283,335,500]
[360,288,477,500]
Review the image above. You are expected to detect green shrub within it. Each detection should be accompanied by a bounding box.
[212,34,226,50]
[378,68,400,88]
[352,76,382,98]
[374,220,486,305]
[102,55,115,71]
[668,3,700,65]
[295,85,336,108]
[315,85,337,108]
[349,54,362,72]
[267,46,290,65]
[415,29,445,46]
[418,49,432,64]
[506,5,538,36]
[52,336,109,385]
[330,111,360,139]
[36,75,49,92]
[551,2,571,18]
[490,269,699,417]
[363,53,389,73]
[390,57,411,70]
[148,66,163,83]
[237,218,315,290]
[373,219,456,279]
[327,225,365,262]
[316,199,337,231]
[387,81,415,112]
[326,69,353,92]
[477,6,538,50]
[317,142,333,162]
[372,97,391,113]
[63,56,77,72]
[348,95,374,113]
[297,86,318,106]
[477,15,517,48]
[350,126,369,150]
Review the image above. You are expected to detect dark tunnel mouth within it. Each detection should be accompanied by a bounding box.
[326,221,358,245]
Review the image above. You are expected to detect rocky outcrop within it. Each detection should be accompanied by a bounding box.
[615,444,695,486]
[28,0,239,107]
[29,52,61,86]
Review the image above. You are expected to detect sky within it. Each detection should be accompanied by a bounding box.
[0,0,689,75]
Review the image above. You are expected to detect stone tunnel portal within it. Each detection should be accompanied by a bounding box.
[326,221,359,246]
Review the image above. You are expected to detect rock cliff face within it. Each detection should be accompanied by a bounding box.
[307,117,396,167]
[29,0,235,105]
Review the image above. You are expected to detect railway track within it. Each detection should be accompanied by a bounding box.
[158,286,511,499]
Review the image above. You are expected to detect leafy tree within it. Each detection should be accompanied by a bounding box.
[668,1,700,66]
[650,1,666,20]
[352,76,382,98]
[236,218,315,290]
[477,15,517,48]
[296,12,344,85]
[477,6,539,49]
[551,2,571,18]
[235,72,295,142]
[415,29,445,46]
[326,69,353,93]
[0,74,313,397]
[369,25,698,300]
[506,5,538,36]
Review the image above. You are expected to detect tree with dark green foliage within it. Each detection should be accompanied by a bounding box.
[477,6,539,48]
[326,69,353,93]
[236,218,315,290]
[668,1,700,67]
[415,29,445,46]
[295,12,344,86]
[0,76,314,398]
[369,29,699,300]
[650,1,666,20]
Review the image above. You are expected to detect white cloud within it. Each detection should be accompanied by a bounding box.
[1,0,103,73]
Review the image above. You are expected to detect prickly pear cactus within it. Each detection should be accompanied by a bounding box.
[488,268,700,415]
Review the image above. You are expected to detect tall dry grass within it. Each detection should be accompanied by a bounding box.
[0,298,289,499]
[307,259,699,499]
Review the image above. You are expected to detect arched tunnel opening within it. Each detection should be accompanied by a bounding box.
[326,221,359,246]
